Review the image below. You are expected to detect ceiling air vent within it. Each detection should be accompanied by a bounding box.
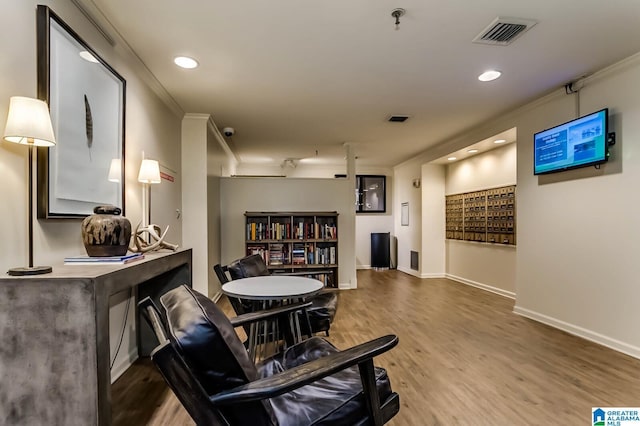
[473,17,537,46]
[388,115,409,123]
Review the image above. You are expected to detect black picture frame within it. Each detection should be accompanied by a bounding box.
[356,175,386,213]
[36,5,126,218]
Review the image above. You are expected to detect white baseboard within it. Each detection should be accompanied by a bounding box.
[338,283,352,290]
[397,266,421,277]
[357,264,371,270]
[513,305,640,360]
[211,290,222,302]
[110,349,139,384]
[446,274,515,299]
[421,272,446,279]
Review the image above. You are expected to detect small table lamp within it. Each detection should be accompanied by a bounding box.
[137,158,161,229]
[3,96,56,276]
[108,158,122,182]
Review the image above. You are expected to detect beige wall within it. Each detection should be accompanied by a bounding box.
[356,212,394,269]
[354,168,394,269]
[445,143,517,194]
[0,1,183,380]
[181,115,209,295]
[392,161,422,275]
[421,164,446,277]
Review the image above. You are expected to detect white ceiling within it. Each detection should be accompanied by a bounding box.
[88,0,640,168]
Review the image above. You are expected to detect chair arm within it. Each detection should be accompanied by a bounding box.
[138,296,168,344]
[228,301,312,328]
[210,334,398,405]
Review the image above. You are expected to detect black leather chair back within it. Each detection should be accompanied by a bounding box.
[228,254,269,280]
[160,285,278,425]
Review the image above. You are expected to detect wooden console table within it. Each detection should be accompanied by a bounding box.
[0,249,192,426]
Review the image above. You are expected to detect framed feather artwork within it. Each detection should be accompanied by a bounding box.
[36,5,125,218]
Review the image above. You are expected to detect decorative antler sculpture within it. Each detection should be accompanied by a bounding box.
[130,223,179,253]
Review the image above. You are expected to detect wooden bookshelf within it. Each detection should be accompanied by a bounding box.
[245,211,339,287]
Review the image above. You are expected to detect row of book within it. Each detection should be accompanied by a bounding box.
[247,244,336,265]
[247,221,337,241]
[292,222,337,240]
[246,222,293,240]
[315,246,337,265]
[269,243,288,265]
[247,222,268,240]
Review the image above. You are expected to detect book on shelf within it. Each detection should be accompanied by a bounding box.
[64,253,144,265]
[247,221,267,241]
[269,243,286,265]
[292,243,306,264]
[246,245,268,263]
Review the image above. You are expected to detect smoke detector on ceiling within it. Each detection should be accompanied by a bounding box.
[473,17,537,46]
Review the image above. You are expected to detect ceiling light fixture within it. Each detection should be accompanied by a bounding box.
[174,56,199,69]
[447,157,457,161]
[494,139,506,144]
[467,149,479,153]
[478,70,502,82]
[391,8,405,30]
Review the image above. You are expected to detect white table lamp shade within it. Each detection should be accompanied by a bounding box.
[3,96,56,146]
[138,159,161,184]
[108,158,122,182]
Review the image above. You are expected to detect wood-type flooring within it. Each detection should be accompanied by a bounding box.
[112,269,640,425]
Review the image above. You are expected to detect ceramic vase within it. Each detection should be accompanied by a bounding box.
[81,205,132,257]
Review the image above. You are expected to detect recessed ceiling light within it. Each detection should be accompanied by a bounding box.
[447,157,457,161]
[478,70,501,82]
[494,139,506,144]
[79,51,99,63]
[174,56,199,69]
[467,149,479,153]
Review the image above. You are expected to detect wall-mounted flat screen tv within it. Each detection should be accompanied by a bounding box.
[534,108,608,175]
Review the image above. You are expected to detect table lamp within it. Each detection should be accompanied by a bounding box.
[3,96,56,276]
[137,157,161,229]
[108,158,122,182]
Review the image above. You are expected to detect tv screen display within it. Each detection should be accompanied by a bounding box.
[534,108,608,175]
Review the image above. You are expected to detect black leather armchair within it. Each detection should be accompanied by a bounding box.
[221,254,339,336]
[141,285,400,426]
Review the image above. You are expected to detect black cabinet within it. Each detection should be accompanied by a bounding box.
[371,232,390,269]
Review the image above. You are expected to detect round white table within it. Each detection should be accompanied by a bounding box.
[222,275,323,301]
[222,275,324,360]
